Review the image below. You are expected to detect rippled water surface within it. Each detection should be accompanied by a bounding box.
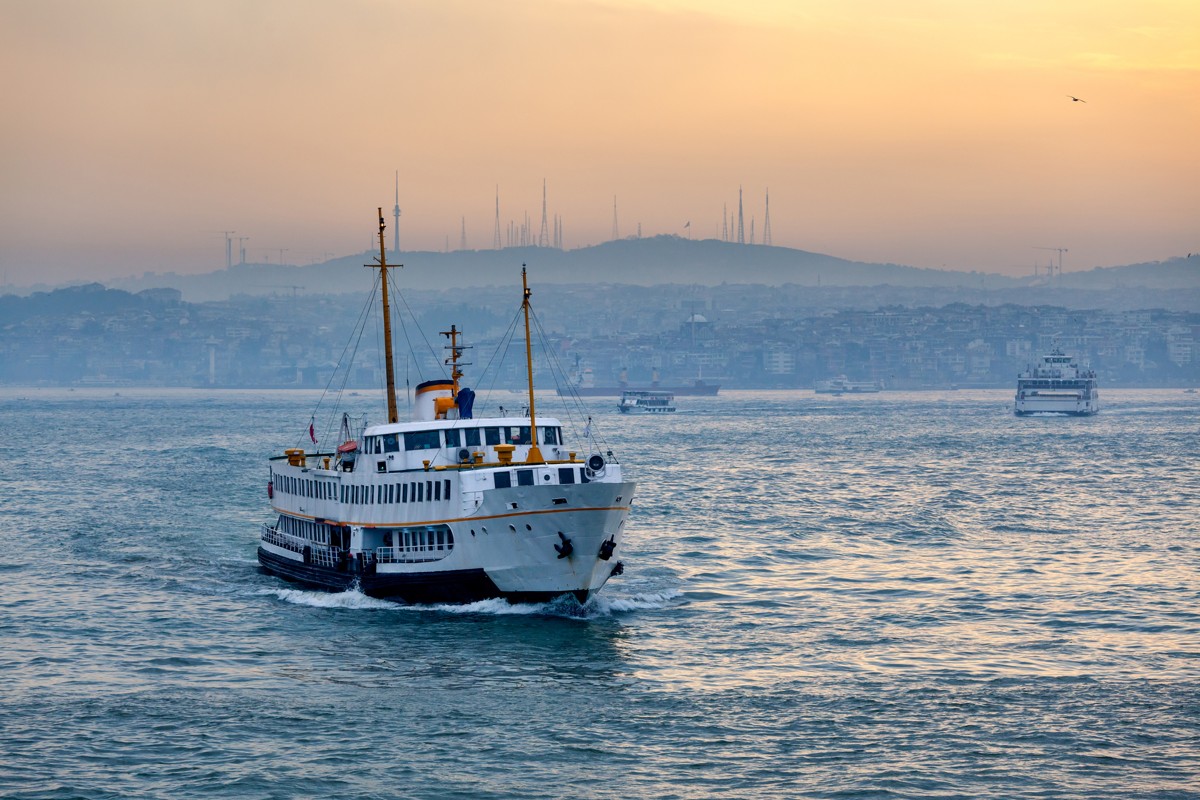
[1,388,1198,799]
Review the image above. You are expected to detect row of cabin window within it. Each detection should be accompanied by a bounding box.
[277,514,330,545]
[342,479,452,505]
[274,473,452,505]
[493,467,589,489]
[363,426,563,454]
[276,474,335,500]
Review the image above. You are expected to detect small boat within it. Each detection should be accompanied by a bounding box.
[617,390,676,414]
[1014,350,1099,416]
[258,210,635,604]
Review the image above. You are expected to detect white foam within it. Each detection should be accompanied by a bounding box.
[590,590,680,614]
[259,587,397,610]
[257,587,679,617]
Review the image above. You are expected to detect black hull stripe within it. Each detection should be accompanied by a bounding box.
[257,548,589,605]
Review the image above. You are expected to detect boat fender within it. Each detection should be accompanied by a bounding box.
[554,531,573,559]
[587,454,605,472]
[267,481,274,499]
[598,536,616,561]
[610,561,624,577]
[458,448,471,463]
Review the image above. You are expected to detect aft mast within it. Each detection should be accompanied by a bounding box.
[371,208,400,424]
[522,265,544,464]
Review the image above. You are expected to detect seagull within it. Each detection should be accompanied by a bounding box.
[1068,95,1086,103]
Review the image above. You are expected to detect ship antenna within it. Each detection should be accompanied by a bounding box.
[521,265,544,464]
[369,208,400,424]
[441,324,470,396]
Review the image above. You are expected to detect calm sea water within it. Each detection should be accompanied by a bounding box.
[1,388,1197,799]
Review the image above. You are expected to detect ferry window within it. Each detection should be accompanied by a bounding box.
[417,483,424,502]
[403,483,409,503]
[484,427,501,445]
[443,479,451,500]
[494,472,511,489]
[464,428,481,447]
[405,430,440,451]
[517,469,534,486]
[426,480,433,502]
[580,469,590,484]
[386,485,393,504]
[383,434,399,453]
[541,427,560,446]
[558,467,575,484]
[340,485,346,503]
[444,428,461,448]
[434,481,441,501]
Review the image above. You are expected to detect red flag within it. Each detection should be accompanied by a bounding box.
[309,421,317,444]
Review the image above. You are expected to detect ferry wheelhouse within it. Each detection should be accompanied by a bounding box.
[1014,350,1100,416]
[258,210,634,604]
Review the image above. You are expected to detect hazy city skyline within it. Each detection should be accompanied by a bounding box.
[2,0,1198,285]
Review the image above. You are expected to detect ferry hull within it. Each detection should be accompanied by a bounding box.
[258,547,505,603]
[259,478,633,605]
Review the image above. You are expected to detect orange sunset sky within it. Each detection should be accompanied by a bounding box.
[2,0,1198,284]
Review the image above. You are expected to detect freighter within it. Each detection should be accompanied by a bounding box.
[258,210,634,604]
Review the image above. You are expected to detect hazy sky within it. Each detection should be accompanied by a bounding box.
[2,0,1198,284]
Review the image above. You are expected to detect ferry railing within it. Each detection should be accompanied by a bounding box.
[260,524,341,567]
[375,543,451,564]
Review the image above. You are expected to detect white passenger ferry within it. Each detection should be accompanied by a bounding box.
[617,390,676,414]
[1014,350,1100,416]
[258,211,634,604]
[814,376,881,394]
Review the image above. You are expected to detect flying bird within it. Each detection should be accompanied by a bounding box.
[1068,95,1086,103]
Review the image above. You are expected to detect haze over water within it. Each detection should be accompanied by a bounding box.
[2,388,1197,798]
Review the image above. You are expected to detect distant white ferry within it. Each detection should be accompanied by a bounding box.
[617,390,676,414]
[1014,350,1099,416]
[814,376,881,394]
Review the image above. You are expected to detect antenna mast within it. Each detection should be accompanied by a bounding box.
[393,172,401,254]
[737,186,745,244]
[538,179,550,247]
[763,188,772,246]
[493,186,502,249]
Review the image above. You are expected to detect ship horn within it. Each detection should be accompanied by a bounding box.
[554,532,573,559]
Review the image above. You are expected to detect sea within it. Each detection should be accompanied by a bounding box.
[1,388,1197,799]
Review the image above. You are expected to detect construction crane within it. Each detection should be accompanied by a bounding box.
[1034,247,1067,280]
[252,284,306,297]
[235,236,250,265]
